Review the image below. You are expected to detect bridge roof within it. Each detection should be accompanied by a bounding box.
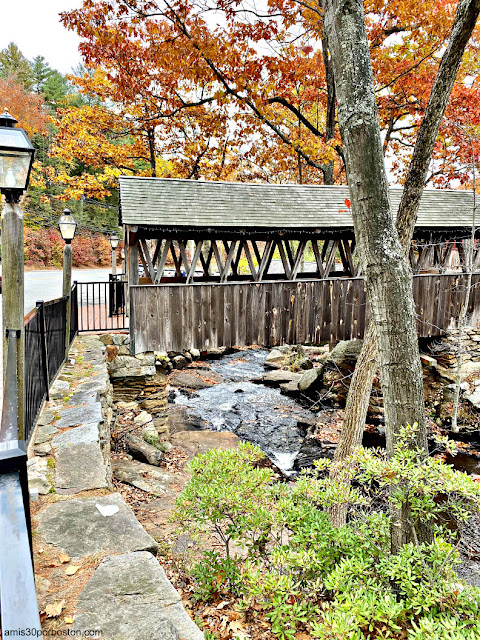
[119,176,475,231]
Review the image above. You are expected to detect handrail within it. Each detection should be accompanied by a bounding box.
[0,329,41,634]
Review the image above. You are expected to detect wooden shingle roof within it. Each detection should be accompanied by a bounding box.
[119,176,475,230]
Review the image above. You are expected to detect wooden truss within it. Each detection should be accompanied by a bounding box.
[134,235,479,283]
[135,237,362,283]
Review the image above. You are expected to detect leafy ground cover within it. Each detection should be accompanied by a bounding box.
[172,428,480,640]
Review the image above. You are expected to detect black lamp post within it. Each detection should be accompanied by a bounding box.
[0,111,35,439]
[58,209,77,357]
[0,111,35,203]
[109,231,120,277]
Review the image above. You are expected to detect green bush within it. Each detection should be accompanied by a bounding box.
[173,433,480,639]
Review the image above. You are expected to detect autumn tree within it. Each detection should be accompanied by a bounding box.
[324,0,480,547]
[58,0,480,188]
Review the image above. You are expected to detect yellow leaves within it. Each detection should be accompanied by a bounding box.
[58,553,71,564]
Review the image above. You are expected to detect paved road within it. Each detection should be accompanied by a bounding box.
[23,268,112,314]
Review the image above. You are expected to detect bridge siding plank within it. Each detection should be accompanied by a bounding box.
[131,274,480,353]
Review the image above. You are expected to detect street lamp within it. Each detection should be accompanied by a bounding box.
[0,111,35,438]
[0,111,35,204]
[58,209,77,357]
[109,231,120,277]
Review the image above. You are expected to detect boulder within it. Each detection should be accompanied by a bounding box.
[325,340,364,369]
[169,430,239,459]
[262,370,303,387]
[172,355,188,369]
[298,367,324,393]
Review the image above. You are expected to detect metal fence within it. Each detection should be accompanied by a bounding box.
[24,289,78,442]
[77,278,128,332]
[0,330,41,634]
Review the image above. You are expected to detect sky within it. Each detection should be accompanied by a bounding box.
[0,1,83,74]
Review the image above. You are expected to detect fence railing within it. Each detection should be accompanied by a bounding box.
[24,288,78,442]
[0,330,41,634]
[77,279,128,332]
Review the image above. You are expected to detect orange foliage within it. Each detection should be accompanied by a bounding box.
[24,227,111,269]
[0,76,48,136]
[56,0,480,188]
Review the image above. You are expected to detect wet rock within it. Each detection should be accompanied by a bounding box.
[298,368,324,393]
[171,370,223,389]
[205,347,228,358]
[73,552,204,640]
[167,406,206,433]
[38,494,158,558]
[294,437,329,470]
[262,370,303,387]
[280,380,299,396]
[125,433,164,465]
[169,430,239,459]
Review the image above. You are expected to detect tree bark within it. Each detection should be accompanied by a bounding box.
[331,0,480,522]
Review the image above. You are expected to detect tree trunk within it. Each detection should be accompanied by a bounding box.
[324,0,428,548]
[331,0,480,515]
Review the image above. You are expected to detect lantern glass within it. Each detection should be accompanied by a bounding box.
[110,232,120,249]
[58,213,77,242]
[0,126,35,191]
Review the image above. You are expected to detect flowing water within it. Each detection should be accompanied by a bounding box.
[173,349,324,475]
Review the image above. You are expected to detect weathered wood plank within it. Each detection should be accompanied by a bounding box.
[132,274,478,351]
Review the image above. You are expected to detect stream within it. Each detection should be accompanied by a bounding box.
[173,348,327,475]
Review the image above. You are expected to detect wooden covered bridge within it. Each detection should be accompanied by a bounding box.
[120,177,480,354]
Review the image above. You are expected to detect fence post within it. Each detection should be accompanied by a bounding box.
[36,301,49,401]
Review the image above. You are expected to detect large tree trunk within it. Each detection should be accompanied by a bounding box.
[324,0,427,548]
[330,0,480,528]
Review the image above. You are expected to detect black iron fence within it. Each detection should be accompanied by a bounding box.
[77,278,128,332]
[0,330,41,634]
[24,288,78,442]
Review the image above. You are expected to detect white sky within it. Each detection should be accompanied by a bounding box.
[0,1,83,74]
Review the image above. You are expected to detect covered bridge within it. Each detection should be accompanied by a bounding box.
[119,177,480,353]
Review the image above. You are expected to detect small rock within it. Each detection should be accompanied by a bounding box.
[125,434,164,465]
[27,457,51,495]
[172,355,188,369]
[34,442,51,456]
[265,349,286,369]
[134,411,153,426]
[189,348,201,359]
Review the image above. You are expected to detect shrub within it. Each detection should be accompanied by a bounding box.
[173,432,480,639]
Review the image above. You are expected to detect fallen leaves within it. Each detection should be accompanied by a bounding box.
[45,600,66,618]
[65,565,81,576]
